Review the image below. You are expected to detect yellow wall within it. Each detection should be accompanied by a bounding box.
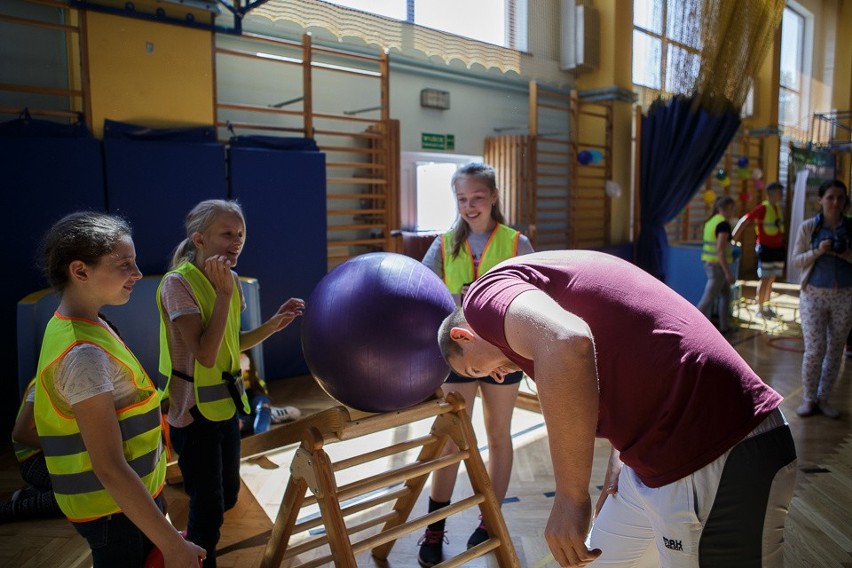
[574,0,635,244]
[84,11,215,137]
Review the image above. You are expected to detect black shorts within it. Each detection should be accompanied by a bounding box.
[756,244,786,263]
[445,369,524,386]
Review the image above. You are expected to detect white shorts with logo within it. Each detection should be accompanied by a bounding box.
[587,409,796,567]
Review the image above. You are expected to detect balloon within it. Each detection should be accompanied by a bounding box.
[605,180,622,198]
[588,149,604,164]
[753,178,765,190]
[739,191,751,203]
[737,156,749,168]
[737,167,750,180]
[751,168,763,180]
[703,189,716,204]
[577,150,592,165]
[716,168,727,180]
[720,177,731,188]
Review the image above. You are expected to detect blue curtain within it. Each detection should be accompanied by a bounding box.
[635,95,741,280]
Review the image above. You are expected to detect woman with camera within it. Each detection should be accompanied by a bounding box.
[791,179,852,419]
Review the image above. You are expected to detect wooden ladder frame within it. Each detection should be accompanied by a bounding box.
[261,391,520,568]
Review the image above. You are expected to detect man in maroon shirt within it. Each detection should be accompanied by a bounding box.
[438,250,796,567]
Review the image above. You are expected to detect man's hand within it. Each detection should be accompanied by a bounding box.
[594,448,622,518]
[545,494,602,567]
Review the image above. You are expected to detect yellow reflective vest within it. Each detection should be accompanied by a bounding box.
[757,200,784,237]
[442,224,520,294]
[34,315,166,522]
[701,214,734,264]
[157,261,249,421]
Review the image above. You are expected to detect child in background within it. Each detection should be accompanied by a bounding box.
[238,350,301,436]
[0,379,63,524]
[732,182,786,318]
[417,162,534,567]
[158,199,304,567]
[34,211,204,567]
[697,195,737,335]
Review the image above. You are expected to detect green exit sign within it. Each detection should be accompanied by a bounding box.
[422,133,455,150]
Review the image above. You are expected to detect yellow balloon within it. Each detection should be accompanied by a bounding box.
[703,189,716,204]
[720,177,731,188]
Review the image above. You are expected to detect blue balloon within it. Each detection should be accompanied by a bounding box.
[588,149,604,164]
[737,156,749,168]
[577,150,593,165]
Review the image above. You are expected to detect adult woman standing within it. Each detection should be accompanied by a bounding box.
[791,179,852,419]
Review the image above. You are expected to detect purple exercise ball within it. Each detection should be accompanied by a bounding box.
[301,252,455,413]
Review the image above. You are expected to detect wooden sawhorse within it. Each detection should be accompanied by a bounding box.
[260,391,520,567]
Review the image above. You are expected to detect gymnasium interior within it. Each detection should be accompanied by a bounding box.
[1,0,851,566]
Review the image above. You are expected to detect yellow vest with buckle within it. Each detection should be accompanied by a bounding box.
[701,214,734,264]
[34,315,166,522]
[157,261,249,421]
[442,224,520,294]
[12,379,40,463]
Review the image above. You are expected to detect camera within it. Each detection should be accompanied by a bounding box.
[832,237,848,254]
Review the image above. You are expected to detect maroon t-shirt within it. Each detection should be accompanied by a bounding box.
[463,250,782,488]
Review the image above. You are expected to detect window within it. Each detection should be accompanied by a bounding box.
[778,6,806,135]
[400,152,482,232]
[323,0,527,51]
[416,162,461,232]
[632,0,702,106]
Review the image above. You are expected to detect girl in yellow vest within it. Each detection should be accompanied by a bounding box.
[158,199,304,568]
[34,212,205,567]
[696,196,736,335]
[417,162,534,566]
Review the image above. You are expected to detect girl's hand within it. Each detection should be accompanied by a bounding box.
[204,255,234,296]
[162,534,206,568]
[267,298,305,332]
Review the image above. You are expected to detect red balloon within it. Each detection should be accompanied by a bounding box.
[145,531,200,567]
[144,547,164,568]
[739,192,751,203]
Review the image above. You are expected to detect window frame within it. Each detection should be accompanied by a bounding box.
[632,0,702,98]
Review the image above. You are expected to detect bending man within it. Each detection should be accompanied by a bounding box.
[437,250,796,567]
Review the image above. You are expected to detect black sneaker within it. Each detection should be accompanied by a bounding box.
[417,528,447,567]
[466,522,489,549]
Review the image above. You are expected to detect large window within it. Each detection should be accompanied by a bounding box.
[778,6,807,136]
[632,0,702,106]
[323,0,527,51]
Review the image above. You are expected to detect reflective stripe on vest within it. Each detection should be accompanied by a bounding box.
[701,214,733,264]
[49,446,161,496]
[40,408,160,456]
[12,380,40,463]
[157,262,249,421]
[442,224,520,294]
[34,315,166,522]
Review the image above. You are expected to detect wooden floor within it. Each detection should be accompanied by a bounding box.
[1,282,851,567]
